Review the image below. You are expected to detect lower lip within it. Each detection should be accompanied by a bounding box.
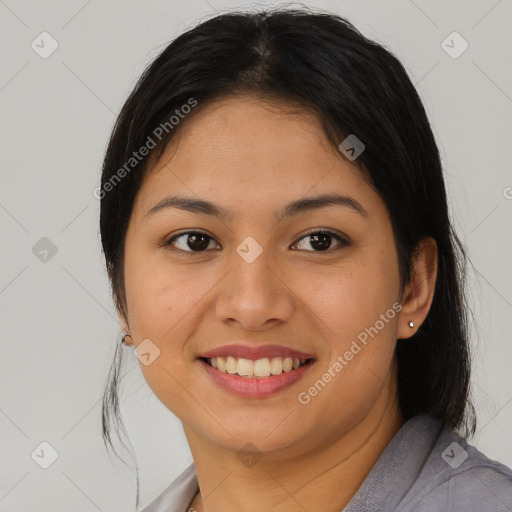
[198,359,315,398]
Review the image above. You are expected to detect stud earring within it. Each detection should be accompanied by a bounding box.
[121,331,131,344]
[408,321,415,328]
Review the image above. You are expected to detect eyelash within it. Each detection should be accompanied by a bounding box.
[162,229,349,256]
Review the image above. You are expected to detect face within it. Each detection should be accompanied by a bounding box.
[122,95,404,458]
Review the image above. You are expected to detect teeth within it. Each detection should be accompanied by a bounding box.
[282,357,293,372]
[237,358,254,376]
[253,358,271,377]
[270,357,282,375]
[208,356,309,377]
[226,356,237,374]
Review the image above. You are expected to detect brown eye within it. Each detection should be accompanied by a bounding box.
[166,231,220,253]
[292,231,348,252]
[164,229,348,255]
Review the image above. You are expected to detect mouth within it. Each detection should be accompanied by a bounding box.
[197,350,316,398]
[199,356,315,378]
[196,344,316,397]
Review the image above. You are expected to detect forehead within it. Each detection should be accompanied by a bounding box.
[154,95,337,170]
[135,95,376,219]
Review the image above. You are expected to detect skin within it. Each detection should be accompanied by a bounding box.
[120,95,438,512]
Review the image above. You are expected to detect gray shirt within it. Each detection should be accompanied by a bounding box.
[141,414,512,511]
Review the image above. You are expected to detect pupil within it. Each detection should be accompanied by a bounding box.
[188,233,209,251]
[310,233,331,251]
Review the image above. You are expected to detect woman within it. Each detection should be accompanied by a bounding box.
[99,8,512,512]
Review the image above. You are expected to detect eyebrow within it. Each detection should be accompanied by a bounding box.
[145,193,368,221]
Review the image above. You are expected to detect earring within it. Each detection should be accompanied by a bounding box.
[408,321,415,328]
[121,331,131,344]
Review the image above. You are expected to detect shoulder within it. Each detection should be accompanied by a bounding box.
[398,424,512,512]
[140,462,198,512]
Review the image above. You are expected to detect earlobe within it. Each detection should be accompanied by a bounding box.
[397,237,438,340]
[121,330,132,345]
[118,309,133,345]
[120,314,133,346]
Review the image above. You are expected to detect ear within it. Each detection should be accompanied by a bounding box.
[397,237,438,339]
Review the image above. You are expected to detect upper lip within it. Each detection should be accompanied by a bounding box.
[200,344,315,361]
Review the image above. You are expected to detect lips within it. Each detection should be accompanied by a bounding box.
[198,358,314,397]
[196,343,316,397]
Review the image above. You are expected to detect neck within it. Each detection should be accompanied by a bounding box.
[184,366,404,512]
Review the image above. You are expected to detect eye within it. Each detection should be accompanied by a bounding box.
[291,230,348,252]
[164,231,221,253]
[163,229,349,255]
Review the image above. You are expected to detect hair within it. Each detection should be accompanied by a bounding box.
[99,6,476,508]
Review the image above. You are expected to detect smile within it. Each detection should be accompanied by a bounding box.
[202,356,313,378]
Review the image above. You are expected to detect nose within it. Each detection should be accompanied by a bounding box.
[214,245,295,331]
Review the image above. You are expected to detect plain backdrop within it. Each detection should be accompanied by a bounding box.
[0,0,511,510]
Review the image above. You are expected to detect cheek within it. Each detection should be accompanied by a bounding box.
[124,246,207,339]
[299,243,400,394]
[302,251,400,344]
[296,270,400,429]
[123,248,210,415]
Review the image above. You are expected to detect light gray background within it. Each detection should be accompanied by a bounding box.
[0,0,511,510]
